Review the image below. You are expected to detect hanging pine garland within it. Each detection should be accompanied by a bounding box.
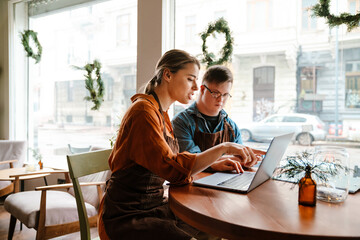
[20,30,42,64]
[200,17,234,68]
[312,0,360,31]
[74,60,105,111]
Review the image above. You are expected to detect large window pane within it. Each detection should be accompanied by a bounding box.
[26,0,137,165]
[174,0,360,160]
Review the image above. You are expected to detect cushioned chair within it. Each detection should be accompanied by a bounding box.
[0,140,26,197]
[4,149,111,240]
[67,149,111,240]
[68,144,92,154]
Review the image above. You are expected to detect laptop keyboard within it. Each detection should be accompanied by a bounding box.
[218,172,255,189]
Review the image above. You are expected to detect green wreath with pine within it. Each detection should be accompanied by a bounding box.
[73,60,105,111]
[200,17,234,68]
[20,30,42,64]
[312,0,360,31]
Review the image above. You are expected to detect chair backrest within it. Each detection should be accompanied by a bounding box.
[67,149,111,240]
[0,140,26,169]
[0,140,26,191]
[68,144,92,154]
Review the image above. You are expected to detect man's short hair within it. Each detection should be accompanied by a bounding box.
[202,65,233,84]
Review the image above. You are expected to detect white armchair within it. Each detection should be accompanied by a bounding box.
[0,140,26,197]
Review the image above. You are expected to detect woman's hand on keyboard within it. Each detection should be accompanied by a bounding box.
[210,156,244,173]
[234,147,267,168]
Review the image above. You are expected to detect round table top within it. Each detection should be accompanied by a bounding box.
[169,173,360,240]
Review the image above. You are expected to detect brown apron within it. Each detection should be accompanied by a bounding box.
[102,93,198,240]
[193,117,235,152]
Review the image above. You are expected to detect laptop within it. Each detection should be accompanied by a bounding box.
[193,132,294,193]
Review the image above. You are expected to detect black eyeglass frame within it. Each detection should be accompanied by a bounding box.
[203,84,232,99]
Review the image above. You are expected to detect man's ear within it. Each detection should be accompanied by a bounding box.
[200,84,205,94]
[163,68,171,82]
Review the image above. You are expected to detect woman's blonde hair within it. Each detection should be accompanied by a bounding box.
[144,49,200,94]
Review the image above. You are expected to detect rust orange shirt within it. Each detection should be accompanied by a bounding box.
[108,93,196,184]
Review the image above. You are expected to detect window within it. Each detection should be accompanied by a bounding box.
[123,75,136,109]
[106,116,111,126]
[174,0,360,146]
[349,0,360,14]
[247,0,272,30]
[349,0,360,30]
[185,15,196,44]
[214,10,226,19]
[254,67,274,85]
[67,81,74,102]
[265,116,283,123]
[253,67,275,121]
[104,74,114,101]
[6,0,360,166]
[283,116,306,123]
[85,115,93,123]
[302,0,317,30]
[346,61,360,108]
[10,0,137,163]
[116,14,131,46]
[300,67,316,94]
[66,115,73,123]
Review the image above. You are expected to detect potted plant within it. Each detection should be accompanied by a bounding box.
[277,150,346,206]
[30,148,43,170]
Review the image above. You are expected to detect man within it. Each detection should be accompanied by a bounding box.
[172,65,261,172]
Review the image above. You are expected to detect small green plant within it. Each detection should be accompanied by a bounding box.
[29,148,42,163]
[109,134,117,148]
[109,115,123,148]
[277,150,346,184]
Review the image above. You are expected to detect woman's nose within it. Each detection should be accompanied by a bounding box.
[192,81,198,90]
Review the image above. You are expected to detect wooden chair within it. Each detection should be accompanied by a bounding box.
[0,140,26,197]
[4,149,111,240]
[4,169,71,239]
[67,149,111,240]
[0,160,19,197]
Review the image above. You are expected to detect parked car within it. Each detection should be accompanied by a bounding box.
[240,113,326,145]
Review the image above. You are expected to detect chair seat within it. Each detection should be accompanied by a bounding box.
[4,190,97,228]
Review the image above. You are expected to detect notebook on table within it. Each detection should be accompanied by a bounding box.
[193,132,294,193]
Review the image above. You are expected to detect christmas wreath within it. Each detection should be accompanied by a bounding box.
[312,0,360,31]
[20,30,42,64]
[200,17,234,68]
[74,60,105,111]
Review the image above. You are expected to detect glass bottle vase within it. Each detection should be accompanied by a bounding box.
[298,168,316,207]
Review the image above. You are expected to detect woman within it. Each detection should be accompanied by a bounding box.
[98,49,263,240]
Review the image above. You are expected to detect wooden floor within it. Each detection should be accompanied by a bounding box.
[0,196,99,240]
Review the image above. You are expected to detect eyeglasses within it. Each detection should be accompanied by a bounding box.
[203,84,232,100]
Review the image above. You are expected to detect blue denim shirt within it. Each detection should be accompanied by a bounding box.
[172,102,243,153]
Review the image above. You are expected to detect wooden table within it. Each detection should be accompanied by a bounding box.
[0,167,53,193]
[169,172,360,240]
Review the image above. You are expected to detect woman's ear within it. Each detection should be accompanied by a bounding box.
[162,68,171,83]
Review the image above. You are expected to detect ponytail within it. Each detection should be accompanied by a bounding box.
[144,76,158,94]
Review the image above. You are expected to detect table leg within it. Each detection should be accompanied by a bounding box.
[20,180,24,231]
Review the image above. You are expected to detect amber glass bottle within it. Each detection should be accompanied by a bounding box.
[38,159,43,170]
[298,166,316,206]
